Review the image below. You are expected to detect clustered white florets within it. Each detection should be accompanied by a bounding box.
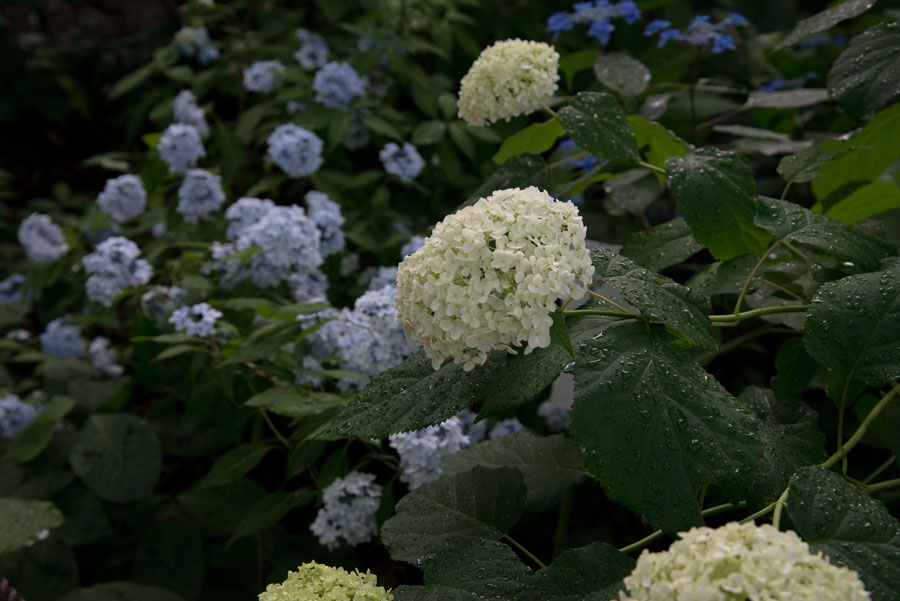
[457,39,560,127]
[618,521,870,601]
[395,186,594,371]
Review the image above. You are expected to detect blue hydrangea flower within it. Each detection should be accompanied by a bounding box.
[242,60,286,93]
[343,118,370,150]
[558,138,598,171]
[294,29,329,70]
[169,302,222,337]
[40,316,85,359]
[364,266,397,292]
[152,221,167,237]
[489,418,525,440]
[617,0,641,24]
[313,61,366,110]
[158,124,206,174]
[538,399,571,431]
[267,123,323,178]
[658,28,684,46]
[379,142,425,183]
[400,235,425,258]
[82,236,152,307]
[177,169,226,223]
[712,33,737,53]
[96,174,146,223]
[224,197,276,239]
[89,336,124,376]
[174,26,219,64]
[309,472,381,550]
[550,1,641,44]
[18,213,68,263]
[288,268,329,303]
[305,191,345,257]
[587,18,615,43]
[0,394,43,439]
[235,205,323,288]
[645,13,746,52]
[389,417,470,489]
[0,274,26,304]
[457,409,487,444]
[547,11,574,38]
[173,90,209,137]
[723,12,749,26]
[141,285,187,327]
[643,19,671,36]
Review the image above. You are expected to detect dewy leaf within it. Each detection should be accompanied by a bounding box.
[196,442,274,490]
[591,248,716,349]
[777,146,848,185]
[381,466,526,564]
[558,92,640,162]
[620,218,703,272]
[526,542,635,601]
[549,309,574,358]
[774,0,877,51]
[743,89,830,110]
[442,431,586,511]
[771,338,817,401]
[492,118,565,165]
[0,498,64,554]
[665,148,772,260]
[825,180,900,225]
[462,154,552,208]
[593,53,650,98]
[69,414,162,503]
[788,466,900,601]
[804,265,900,400]
[626,116,688,180]
[828,20,900,120]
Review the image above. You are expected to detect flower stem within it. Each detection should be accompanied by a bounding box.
[863,456,896,484]
[772,488,790,530]
[867,478,900,494]
[503,534,547,569]
[541,102,558,118]
[708,304,808,327]
[586,289,632,313]
[259,408,292,449]
[734,243,778,315]
[550,151,590,169]
[636,160,666,175]
[823,382,900,469]
[563,308,641,319]
[619,502,742,554]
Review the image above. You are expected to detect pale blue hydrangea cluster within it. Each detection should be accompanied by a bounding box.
[174,25,219,64]
[177,169,226,223]
[288,267,330,303]
[158,123,206,174]
[0,394,43,440]
[295,29,329,70]
[538,398,572,431]
[82,237,152,307]
[40,317,85,359]
[558,138,598,171]
[173,90,209,137]
[457,409,488,444]
[546,1,642,44]
[343,118,370,149]
[379,142,425,183]
[313,61,366,110]
[169,302,222,337]
[400,236,425,258]
[96,174,146,223]
[7,329,30,342]
[141,285,187,327]
[0,274,26,304]
[89,336,124,376]
[643,13,748,52]
[309,471,382,550]
[18,213,69,263]
[266,124,323,178]
[389,416,470,489]
[363,266,397,292]
[305,191,345,257]
[488,418,525,440]
[242,60,286,93]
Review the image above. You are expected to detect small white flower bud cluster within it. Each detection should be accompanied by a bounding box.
[395,186,593,371]
[457,39,560,127]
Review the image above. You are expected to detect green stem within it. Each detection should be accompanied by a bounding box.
[863,456,896,485]
[772,488,790,530]
[867,478,900,494]
[503,534,547,569]
[259,408,292,449]
[709,304,809,326]
[563,308,641,319]
[587,289,632,313]
[550,151,590,170]
[619,502,742,554]
[823,383,900,469]
[636,160,666,176]
[780,181,793,201]
[541,102,558,118]
[734,243,779,315]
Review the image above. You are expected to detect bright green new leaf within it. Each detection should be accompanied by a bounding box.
[493,118,565,164]
[825,180,900,224]
[620,218,702,272]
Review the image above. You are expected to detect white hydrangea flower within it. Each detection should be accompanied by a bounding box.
[457,38,560,127]
[619,521,870,601]
[395,186,593,371]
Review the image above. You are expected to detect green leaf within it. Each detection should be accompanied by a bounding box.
[628,116,688,175]
[362,113,403,141]
[0,498,64,554]
[220,321,305,365]
[412,120,447,146]
[381,466,526,564]
[492,118,565,165]
[178,479,266,536]
[742,89,830,109]
[593,53,650,98]
[58,582,187,601]
[558,92,640,162]
[443,431,585,511]
[449,122,477,162]
[787,466,900,601]
[774,0,878,51]
[590,248,716,349]
[109,64,155,99]
[196,442,273,491]
[804,265,900,400]
[620,218,703,272]
[154,344,200,362]
[245,388,348,418]
[771,338,817,401]
[69,414,162,503]
[54,487,110,546]
[235,102,276,144]
[825,180,900,224]
[462,154,552,208]
[227,490,315,547]
[550,310,574,358]
[777,146,847,185]
[665,148,772,260]
[133,518,204,599]
[829,21,900,120]
[6,397,76,463]
[0,537,78,601]
[526,542,634,601]
[559,49,601,90]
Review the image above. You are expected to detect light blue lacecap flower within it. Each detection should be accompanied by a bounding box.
[546,11,574,39]
[309,471,382,550]
[173,90,209,137]
[242,60,286,93]
[169,302,222,337]
[82,236,153,307]
[267,124,323,178]
[0,394,44,440]
[18,213,68,263]
[0,274,27,304]
[40,316,85,359]
[379,142,425,183]
[313,61,365,110]
[305,191,345,257]
[177,169,226,223]
[96,174,147,223]
[158,123,206,174]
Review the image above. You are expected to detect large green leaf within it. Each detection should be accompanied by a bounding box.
[776,146,847,185]
[828,20,900,120]
[787,466,900,601]
[665,148,771,260]
[0,498,64,554]
[558,92,640,162]
[443,431,586,511]
[59,582,187,601]
[69,415,162,503]
[774,0,878,51]
[526,542,634,601]
[462,154,552,208]
[133,518,204,600]
[492,118,565,165]
[825,180,900,225]
[626,116,687,181]
[804,265,900,401]
[590,248,716,349]
[620,218,702,272]
[771,338,817,401]
[593,54,650,98]
[743,89,829,110]
[245,388,348,418]
[195,442,274,491]
[381,466,526,564]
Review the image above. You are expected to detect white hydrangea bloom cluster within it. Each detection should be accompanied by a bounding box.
[82,237,152,307]
[259,562,392,601]
[96,174,147,223]
[457,39,560,126]
[309,471,382,550]
[18,213,69,263]
[388,416,470,489]
[618,521,870,601]
[396,186,594,371]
